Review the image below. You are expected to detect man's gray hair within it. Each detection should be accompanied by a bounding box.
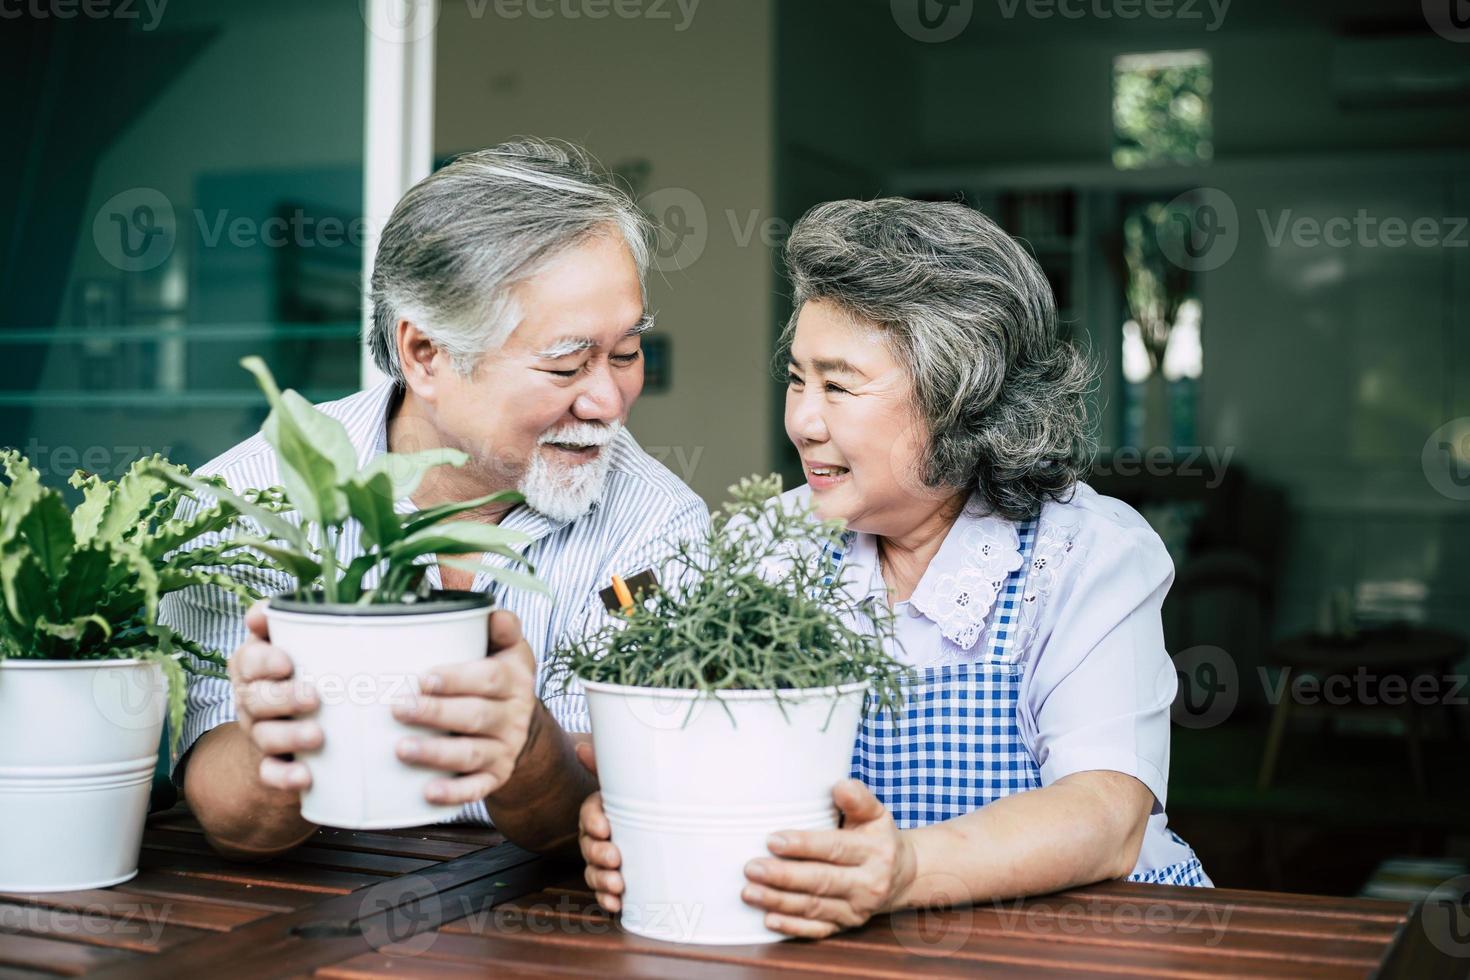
[781,197,1097,521]
[369,138,653,381]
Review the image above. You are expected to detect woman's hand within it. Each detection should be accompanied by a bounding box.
[574,741,626,913]
[742,778,917,939]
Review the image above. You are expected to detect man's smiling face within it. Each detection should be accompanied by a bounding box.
[430,230,648,520]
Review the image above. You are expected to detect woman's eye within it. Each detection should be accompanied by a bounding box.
[612,351,641,365]
[786,373,804,387]
[824,382,849,395]
[548,366,581,378]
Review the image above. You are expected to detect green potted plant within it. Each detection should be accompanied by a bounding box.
[548,475,908,945]
[0,450,274,891]
[156,358,548,830]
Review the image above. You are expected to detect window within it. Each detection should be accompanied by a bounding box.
[1112,50,1213,170]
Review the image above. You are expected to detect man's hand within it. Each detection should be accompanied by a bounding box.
[230,600,322,792]
[390,609,537,806]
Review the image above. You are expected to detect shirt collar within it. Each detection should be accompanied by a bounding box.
[840,492,1024,650]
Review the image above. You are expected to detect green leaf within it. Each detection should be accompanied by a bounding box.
[54,544,114,621]
[15,485,73,579]
[402,490,525,537]
[137,644,188,757]
[228,535,323,585]
[68,471,112,544]
[341,472,402,551]
[390,521,532,562]
[242,357,355,526]
[121,545,161,626]
[439,557,551,598]
[360,448,467,500]
[151,469,311,554]
[35,613,111,644]
[0,450,44,549]
[0,549,48,652]
[337,551,383,600]
[94,455,171,545]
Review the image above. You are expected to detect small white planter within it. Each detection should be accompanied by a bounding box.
[583,679,868,945]
[0,659,166,892]
[265,593,491,830]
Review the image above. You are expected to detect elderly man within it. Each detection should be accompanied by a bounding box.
[162,139,708,859]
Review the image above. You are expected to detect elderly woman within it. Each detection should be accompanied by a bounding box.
[578,197,1211,938]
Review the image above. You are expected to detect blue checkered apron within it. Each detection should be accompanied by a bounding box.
[833,515,1211,888]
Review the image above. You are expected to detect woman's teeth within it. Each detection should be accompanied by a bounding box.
[810,466,848,477]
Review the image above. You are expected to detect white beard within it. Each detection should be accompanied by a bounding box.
[518,421,620,522]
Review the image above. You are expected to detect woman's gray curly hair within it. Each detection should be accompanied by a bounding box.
[780,197,1097,521]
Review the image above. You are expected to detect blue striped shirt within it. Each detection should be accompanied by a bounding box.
[159,380,709,825]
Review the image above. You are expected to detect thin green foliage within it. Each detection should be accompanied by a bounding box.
[547,475,909,718]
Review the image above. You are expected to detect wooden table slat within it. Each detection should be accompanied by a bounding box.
[142,830,437,878]
[112,871,315,913]
[137,847,386,894]
[0,931,135,977]
[444,894,1393,980]
[0,888,270,933]
[0,897,211,955]
[144,819,482,864]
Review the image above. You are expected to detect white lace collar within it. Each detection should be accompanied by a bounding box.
[839,495,1025,650]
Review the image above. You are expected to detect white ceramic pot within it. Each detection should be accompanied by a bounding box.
[0,659,166,892]
[265,593,491,830]
[583,679,868,945]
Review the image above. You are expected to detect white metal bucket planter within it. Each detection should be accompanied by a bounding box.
[0,659,166,892]
[265,592,491,830]
[584,679,868,945]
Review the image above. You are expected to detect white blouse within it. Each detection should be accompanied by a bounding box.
[777,481,1207,880]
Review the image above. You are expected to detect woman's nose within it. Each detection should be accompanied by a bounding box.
[787,390,829,444]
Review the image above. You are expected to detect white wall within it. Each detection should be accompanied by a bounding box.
[435,0,775,506]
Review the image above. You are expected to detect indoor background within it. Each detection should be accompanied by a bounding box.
[3,0,1467,899]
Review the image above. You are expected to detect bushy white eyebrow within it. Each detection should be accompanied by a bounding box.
[536,313,655,360]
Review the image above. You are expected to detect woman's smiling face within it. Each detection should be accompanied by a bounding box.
[784,300,951,537]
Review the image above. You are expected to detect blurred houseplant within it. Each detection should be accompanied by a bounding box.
[0,450,272,891]
[157,357,548,829]
[548,475,906,945]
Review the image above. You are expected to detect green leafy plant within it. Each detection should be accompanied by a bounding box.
[155,357,548,605]
[548,475,908,715]
[0,450,279,750]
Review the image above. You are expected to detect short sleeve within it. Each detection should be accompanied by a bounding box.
[1018,524,1176,814]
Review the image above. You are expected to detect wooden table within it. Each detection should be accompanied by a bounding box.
[1,806,1464,978]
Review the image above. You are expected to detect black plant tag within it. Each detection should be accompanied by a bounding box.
[598,568,660,612]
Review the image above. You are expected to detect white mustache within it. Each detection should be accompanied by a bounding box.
[538,421,620,448]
